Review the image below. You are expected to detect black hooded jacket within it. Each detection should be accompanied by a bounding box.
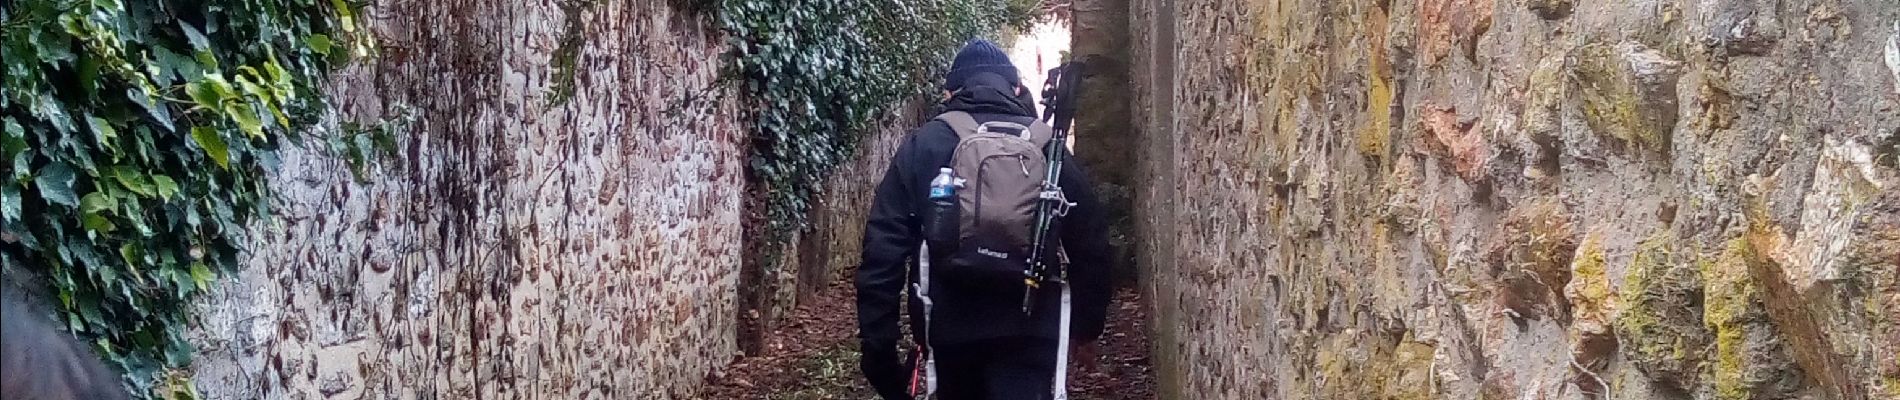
[854,72,1115,360]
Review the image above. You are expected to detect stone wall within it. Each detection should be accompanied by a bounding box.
[1073,0,1142,284]
[1125,0,1182,396]
[186,1,747,398]
[1130,0,1900,399]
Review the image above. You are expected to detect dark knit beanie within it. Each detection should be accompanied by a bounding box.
[942,39,1021,92]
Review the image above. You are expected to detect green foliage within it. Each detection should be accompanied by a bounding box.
[546,0,595,107]
[330,103,413,182]
[0,0,362,395]
[714,0,1041,245]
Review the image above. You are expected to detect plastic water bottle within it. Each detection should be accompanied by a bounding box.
[925,168,959,250]
[929,168,957,200]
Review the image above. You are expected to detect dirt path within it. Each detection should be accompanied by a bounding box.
[701,279,1156,399]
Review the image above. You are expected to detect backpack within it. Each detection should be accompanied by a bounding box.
[928,111,1056,287]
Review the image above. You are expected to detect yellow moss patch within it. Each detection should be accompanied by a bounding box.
[1613,230,1708,389]
[1360,4,1393,159]
[1572,43,1673,153]
[1567,232,1612,321]
[1387,340,1437,400]
[1312,332,1437,400]
[1885,374,1900,399]
[1361,67,1393,158]
[1701,239,1761,400]
[1886,353,1900,398]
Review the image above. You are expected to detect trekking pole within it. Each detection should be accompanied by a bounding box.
[1025,62,1085,400]
[1022,61,1083,314]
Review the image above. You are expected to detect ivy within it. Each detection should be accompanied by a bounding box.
[0,0,364,396]
[713,0,1042,248]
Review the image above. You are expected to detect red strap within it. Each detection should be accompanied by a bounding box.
[909,347,925,396]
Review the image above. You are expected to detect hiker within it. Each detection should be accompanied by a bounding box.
[2,292,131,400]
[855,39,1114,400]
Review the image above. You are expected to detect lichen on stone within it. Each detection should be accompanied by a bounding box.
[1564,231,1619,393]
[1571,41,1682,155]
[1701,238,1803,400]
[1360,4,1395,160]
[1566,232,1613,324]
[1361,61,1395,159]
[1312,332,1437,400]
[1613,230,1709,392]
[1523,54,1567,156]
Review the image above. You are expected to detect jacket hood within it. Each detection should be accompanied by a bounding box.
[941,72,1037,118]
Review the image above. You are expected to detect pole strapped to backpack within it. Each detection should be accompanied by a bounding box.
[1027,61,1084,400]
[1022,61,1082,300]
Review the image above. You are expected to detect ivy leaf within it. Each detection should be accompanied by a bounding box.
[126,88,175,132]
[176,21,217,70]
[191,127,230,169]
[76,299,104,329]
[179,20,212,52]
[185,77,229,109]
[151,175,180,200]
[305,34,333,56]
[119,243,146,284]
[82,212,116,233]
[266,101,291,129]
[26,27,70,64]
[1,184,21,221]
[166,263,194,299]
[34,163,79,207]
[227,102,264,138]
[236,67,269,97]
[86,116,119,151]
[111,166,157,197]
[3,118,25,175]
[32,94,78,134]
[197,48,222,70]
[165,341,196,371]
[153,47,203,80]
[189,262,214,291]
[77,53,102,97]
[81,192,117,213]
[262,60,291,88]
[184,202,202,227]
[332,0,358,33]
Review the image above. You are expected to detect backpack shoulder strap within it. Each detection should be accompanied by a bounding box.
[934,111,980,137]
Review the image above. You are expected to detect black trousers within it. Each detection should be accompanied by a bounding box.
[930,337,1059,400]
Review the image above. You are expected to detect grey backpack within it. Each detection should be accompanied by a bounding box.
[932,111,1056,286]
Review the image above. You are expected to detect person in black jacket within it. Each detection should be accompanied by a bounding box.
[855,39,1115,400]
[2,291,131,400]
